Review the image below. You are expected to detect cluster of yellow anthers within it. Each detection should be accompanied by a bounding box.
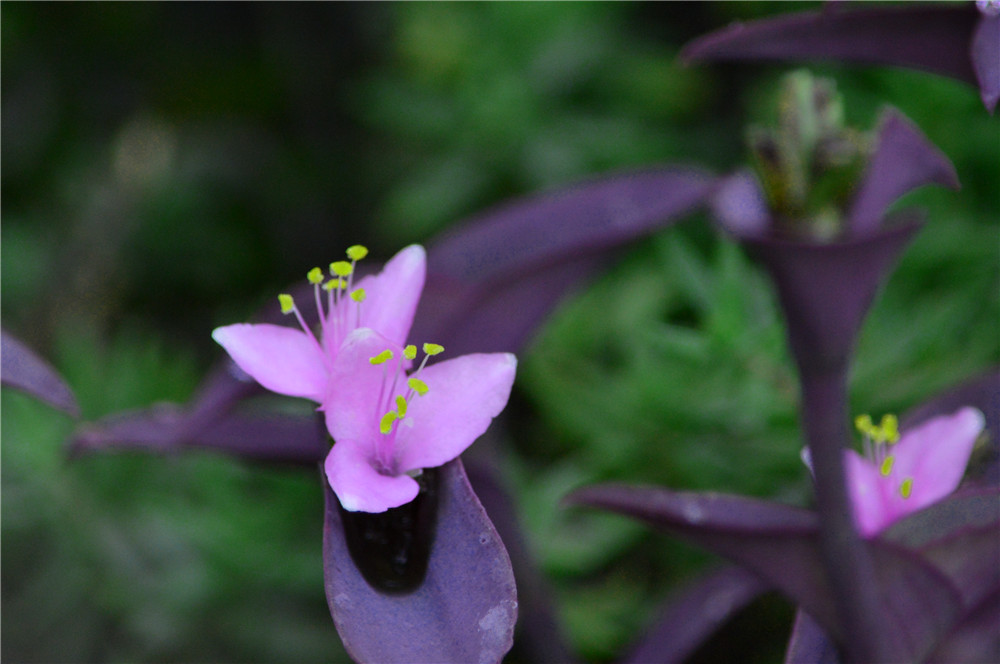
[277,245,370,342]
[855,413,912,498]
[370,342,445,436]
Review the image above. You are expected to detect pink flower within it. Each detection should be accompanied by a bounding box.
[844,408,985,537]
[323,328,516,512]
[212,245,425,402]
[212,244,517,513]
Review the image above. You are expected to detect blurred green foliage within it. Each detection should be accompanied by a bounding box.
[3,2,996,663]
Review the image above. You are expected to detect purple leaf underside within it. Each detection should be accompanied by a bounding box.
[682,5,979,86]
[323,458,517,664]
[568,484,962,660]
[1,328,80,416]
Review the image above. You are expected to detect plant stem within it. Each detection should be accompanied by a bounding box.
[800,366,889,663]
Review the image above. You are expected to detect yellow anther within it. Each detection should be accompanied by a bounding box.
[346,245,368,261]
[403,345,417,360]
[369,349,394,365]
[350,288,366,303]
[900,477,914,499]
[395,395,408,418]
[307,267,324,285]
[330,261,354,277]
[408,377,429,396]
[379,411,398,435]
[323,278,345,292]
[423,343,444,356]
[881,414,900,443]
[880,455,895,477]
[854,414,874,436]
[278,294,295,314]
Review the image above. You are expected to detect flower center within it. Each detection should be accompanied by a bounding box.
[368,341,444,474]
[855,413,913,499]
[277,244,370,365]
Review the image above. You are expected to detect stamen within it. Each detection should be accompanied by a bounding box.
[370,349,394,365]
[880,455,895,477]
[395,395,408,418]
[277,293,323,358]
[854,414,873,436]
[408,377,429,396]
[350,288,366,328]
[900,477,913,499]
[308,269,328,336]
[346,245,368,261]
[404,345,417,360]
[331,261,353,278]
[881,414,900,444]
[423,343,444,356]
[379,411,398,435]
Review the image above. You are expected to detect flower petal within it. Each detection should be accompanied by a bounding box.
[323,328,401,450]
[212,323,327,401]
[394,353,516,473]
[889,407,985,513]
[357,244,426,346]
[844,449,893,537]
[325,439,420,513]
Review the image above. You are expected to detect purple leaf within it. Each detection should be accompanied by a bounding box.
[846,110,959,236]
[1,328,79,416]
[624,565,768,664]
[427,167,714,285]
[71,405,326,465]
[921,525,1000,612]
[972,14,1000,112]
[682,4,980,86]
[568,484,963,660]
[463,443,576,663]
[415,167,714,355]
[323,458,516,664]
[784,610,840,664]
[929,589,1000,663]
[741,212,922,371]
[883,488,1000,550]
[416,255,604,356]
[883,488,1000,612]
